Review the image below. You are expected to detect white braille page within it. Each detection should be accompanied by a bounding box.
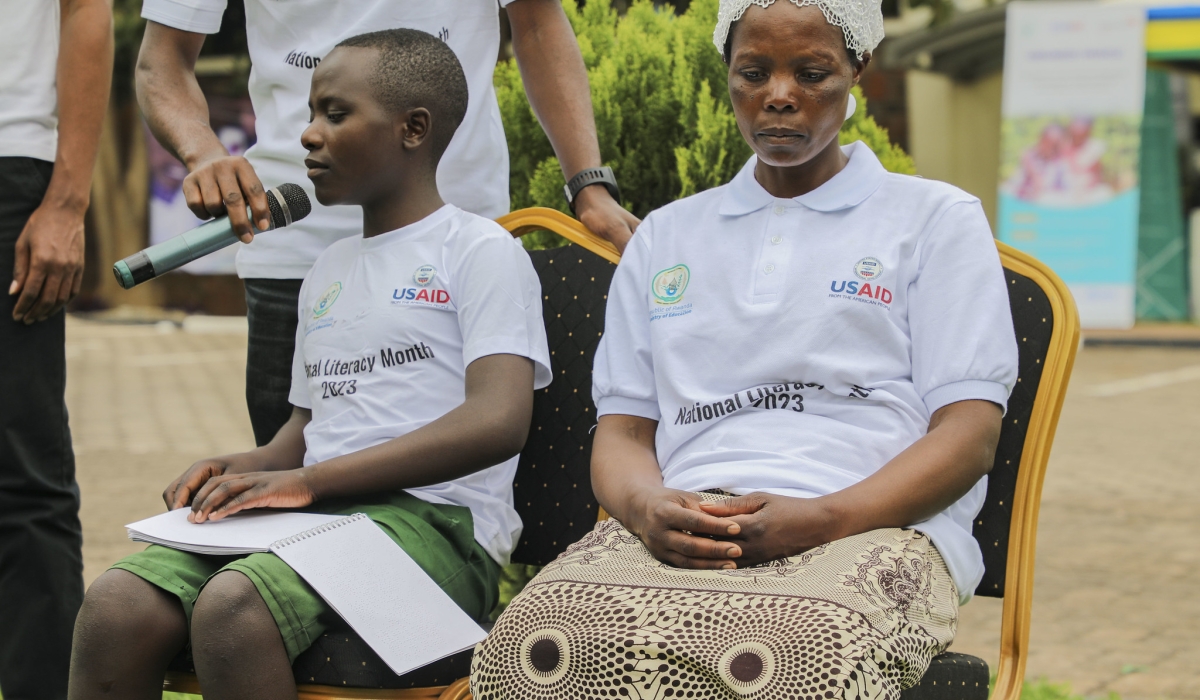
[270,513,487,675]
[126,509,344,556]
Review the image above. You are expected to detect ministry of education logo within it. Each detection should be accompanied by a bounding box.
[413,265,437,287]
[854,257,883,281]
[652,264,690,305]
[312,282,342,318]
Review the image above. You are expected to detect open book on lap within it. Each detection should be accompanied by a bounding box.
[126,509,343,556]
[125,509,487,675]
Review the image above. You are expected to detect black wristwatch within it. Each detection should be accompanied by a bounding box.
[563,166,621,213]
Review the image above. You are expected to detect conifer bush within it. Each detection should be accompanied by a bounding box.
[497,0,914,248]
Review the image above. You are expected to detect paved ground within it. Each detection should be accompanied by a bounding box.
[65,317,1200,699]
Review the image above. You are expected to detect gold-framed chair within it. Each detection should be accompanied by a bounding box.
[971,241,1079,700]
[163,210,1078,700]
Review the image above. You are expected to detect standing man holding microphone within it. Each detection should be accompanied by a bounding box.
[0,0,113,698]
[136,0,640,447]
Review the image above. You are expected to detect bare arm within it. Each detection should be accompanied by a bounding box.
[186,354,536,521]
[135,21,270,241]
[10,0,112,323]
[507,0,640,251]
[700,399,1004,565]
[592,414,743,569]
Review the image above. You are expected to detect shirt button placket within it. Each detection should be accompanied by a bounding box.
[754,203,788,300]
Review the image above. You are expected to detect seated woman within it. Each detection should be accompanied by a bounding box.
[471,1,1018,698]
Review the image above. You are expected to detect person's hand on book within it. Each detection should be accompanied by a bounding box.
[164,455,255,511]
[187,470,317,523]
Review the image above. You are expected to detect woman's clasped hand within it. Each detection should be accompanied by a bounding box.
[623,487,840,570]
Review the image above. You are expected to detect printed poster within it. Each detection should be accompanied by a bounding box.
[998,2,1146,328]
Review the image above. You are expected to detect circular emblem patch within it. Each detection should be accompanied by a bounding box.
[651,264,690,305]
[854,257,883,281]
[312,282,342,318]
[413,265,437,287]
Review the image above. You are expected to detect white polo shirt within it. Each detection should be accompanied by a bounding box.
[290,205,551,565]
[0,0,60,161]
[593,142,1019,600]
[141,0,517,280]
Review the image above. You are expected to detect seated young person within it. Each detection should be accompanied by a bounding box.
[69,30,550,700]
[471,1,1018,698]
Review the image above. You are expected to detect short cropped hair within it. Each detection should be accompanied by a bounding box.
[336,29,469,159]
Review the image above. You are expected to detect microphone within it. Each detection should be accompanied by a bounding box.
[113,184,312,289]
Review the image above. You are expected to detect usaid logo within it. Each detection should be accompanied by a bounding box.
[854,257,883,280]
[413,265,436,287]
[392,287,452,307]
[830,280,892,304]
[831,258,891,307]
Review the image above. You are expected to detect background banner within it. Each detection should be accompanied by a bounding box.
[998,2,1146,328]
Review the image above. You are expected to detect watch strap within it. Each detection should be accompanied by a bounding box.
[563,166,620,212]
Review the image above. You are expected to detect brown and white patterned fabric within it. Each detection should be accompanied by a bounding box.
[471,495,959,700]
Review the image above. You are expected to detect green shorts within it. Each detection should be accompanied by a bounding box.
[112,491,500,663]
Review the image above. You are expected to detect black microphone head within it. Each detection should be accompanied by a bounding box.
[265,184,313,229]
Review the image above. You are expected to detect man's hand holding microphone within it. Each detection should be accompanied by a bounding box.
[113,149,310,289]
[183,153,274,243]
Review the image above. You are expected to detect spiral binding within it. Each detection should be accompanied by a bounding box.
[270,512,368,550]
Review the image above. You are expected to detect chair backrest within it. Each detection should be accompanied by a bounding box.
[498,209,617,566]
[975,242,1079,700]
[972,245,1078,598]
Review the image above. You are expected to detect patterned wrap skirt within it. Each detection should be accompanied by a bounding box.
[471,501,959,700]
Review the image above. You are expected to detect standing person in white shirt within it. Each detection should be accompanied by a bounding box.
[473,1,1019,697]
[0,1,111,698]
[135,0,636,446]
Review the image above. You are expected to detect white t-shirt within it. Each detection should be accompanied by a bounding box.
[141,0,517,280]
[0,0,60,161]
[593,142,1019,601]
[289,205,552,565]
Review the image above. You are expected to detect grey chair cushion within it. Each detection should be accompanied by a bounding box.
[902,652,990,700]
[168,627,474,690]
[290,629,473,689]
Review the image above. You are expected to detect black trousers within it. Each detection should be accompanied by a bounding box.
[244,277,304,447]
[0,157,83,700]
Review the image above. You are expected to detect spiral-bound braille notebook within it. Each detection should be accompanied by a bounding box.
[126,510,487,674]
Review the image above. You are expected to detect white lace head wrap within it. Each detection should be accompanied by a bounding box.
[714,0,885,61]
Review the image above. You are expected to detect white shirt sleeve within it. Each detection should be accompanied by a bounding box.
[592,220,660,421]
[448,228,552,389]
[288,276,313,410]
[909,200,1019,415]
[141,0,227,35]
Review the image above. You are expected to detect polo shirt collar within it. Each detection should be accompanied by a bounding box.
[718,141,887,216]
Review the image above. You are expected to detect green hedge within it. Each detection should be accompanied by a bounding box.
[496,0,914,248]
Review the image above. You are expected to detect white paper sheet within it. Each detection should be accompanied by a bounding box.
[126,509,344,555]
[270,513,488,676]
